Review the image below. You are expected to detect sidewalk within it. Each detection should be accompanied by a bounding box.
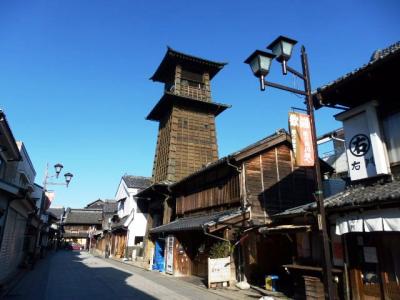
[93,253,289,300]
[0,251,54,299]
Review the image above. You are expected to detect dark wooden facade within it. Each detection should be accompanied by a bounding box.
[176,168,241,216]
[173,131,315,220]
[242,143,315,222]
[162,130,319,282]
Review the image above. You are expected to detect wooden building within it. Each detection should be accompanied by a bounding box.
[149,129,321,285]
[92,200,117,258]
[62,208,102,249]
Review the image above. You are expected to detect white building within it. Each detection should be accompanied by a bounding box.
[114,175,152,253]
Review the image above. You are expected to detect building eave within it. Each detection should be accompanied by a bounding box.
[146,92,230,121]
[150,47,227,83]
[313,41,400,109]
[0,111,21,161]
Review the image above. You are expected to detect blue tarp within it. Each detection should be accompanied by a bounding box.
[152,239,165,272]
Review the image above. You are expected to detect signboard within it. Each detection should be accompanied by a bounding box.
[343,112,377,180]
[165,235,174,274]
[208,257,231,287]
[289,112,315,166]
[336,101,390,181]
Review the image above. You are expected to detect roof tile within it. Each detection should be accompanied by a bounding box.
[123,176,152,189]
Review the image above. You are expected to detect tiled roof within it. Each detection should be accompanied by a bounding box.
[111,215,129,230]
[146,92,230,121]
[85,199,104,209]
[63,208,102,225]
[103,200,117,213]
[150,47,227,83]
[314,41,400,100]
[47,207,65,220]
[135,180,174,198]
[150,209,245,234]
[122,176,152,189]
[275,178,400,217]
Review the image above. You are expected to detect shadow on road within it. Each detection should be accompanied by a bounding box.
[4,250,157,300]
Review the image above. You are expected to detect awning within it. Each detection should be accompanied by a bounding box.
[335,208,400,235]
[259,224,311,235]
[150,209,249,234]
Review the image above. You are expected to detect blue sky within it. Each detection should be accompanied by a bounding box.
[0,1,399,208]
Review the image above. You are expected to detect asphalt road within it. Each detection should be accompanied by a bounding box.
[3,251,235,300]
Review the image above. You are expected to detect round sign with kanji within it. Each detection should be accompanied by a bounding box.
[349,134,370,157]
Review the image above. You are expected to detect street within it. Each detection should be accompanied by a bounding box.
[3,251,247,300]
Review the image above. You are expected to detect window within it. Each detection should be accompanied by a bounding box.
[181,69,203,83]
[118,199,125,211]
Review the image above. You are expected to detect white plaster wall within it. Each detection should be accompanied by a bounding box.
[133,212,147,237]
[127,226,136,247]
[115,178,148,246]
[115,180,131,218]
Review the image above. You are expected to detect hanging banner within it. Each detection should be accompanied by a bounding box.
[289,112,315,166]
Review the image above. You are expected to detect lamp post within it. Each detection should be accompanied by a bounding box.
[245,36,334,300]
[43,163,74,190]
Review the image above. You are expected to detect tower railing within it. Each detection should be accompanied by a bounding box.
[179,83,209,101]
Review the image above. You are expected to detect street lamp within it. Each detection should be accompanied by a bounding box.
[244,50,276,91]
[245,36,335,300]
[267,35,297,75]
[64,172,73,187]
[54,163,63,178]
[43,163,74,190]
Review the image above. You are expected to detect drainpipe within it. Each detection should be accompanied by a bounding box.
[226,158,249,213]
[226,156,241,173]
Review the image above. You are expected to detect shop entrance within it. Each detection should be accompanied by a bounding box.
[348,233,400,300]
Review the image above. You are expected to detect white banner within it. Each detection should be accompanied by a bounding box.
[165,235,174,275]
[335,209,400,235]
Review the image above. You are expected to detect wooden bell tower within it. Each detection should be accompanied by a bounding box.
[148,47,230,182]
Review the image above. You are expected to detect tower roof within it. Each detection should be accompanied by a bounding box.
[150,47,227,83]
[146,92,231,121]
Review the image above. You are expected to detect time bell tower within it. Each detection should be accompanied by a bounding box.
[148,47,230,182]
